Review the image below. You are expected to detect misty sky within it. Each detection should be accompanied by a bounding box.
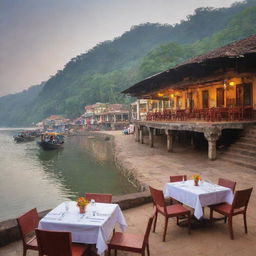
[0,0,239,97]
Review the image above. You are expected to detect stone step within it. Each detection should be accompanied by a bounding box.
[233,142,256,151]
[239,137,256,144]
[223,151,256,163]
[221,156,256,170]
[229,147,256,157]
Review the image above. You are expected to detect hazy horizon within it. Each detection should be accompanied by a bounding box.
[0,0,239,97]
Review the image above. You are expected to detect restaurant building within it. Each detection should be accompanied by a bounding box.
[123,34,256,161]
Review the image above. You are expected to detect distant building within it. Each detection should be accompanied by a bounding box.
[82,103,129,130]
[42,115,71,132]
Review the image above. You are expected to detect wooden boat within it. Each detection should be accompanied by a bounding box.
[37,132,64,150]
[13,131,36,143]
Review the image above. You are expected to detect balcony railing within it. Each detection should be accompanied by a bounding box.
[146,107,256,122]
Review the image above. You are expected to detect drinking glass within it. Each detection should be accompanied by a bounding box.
[90,199,96,216]
[64,202,69,212]
[182,176,185,184]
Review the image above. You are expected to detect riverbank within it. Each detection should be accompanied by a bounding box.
[1,130,256,255]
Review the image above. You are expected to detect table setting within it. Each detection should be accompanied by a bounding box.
[39,200,127,255]
[164,177,234,220]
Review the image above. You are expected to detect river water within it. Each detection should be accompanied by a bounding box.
[0,128,135,221]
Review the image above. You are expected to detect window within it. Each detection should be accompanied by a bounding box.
[202,90,209,108]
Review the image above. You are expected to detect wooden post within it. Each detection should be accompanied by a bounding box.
[165,129,173,152]
[135,125,139,142]
[148,127,154,148]
[139,127,144,144]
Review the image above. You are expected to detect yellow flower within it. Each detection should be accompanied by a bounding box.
[192,174,201,181]
[76,197,89,207]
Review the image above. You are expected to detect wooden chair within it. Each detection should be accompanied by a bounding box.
[170,175,187,183]
[85,193,112,203]
[210,187,253,239]
[218,178,236,193]
[35,229,88,256]
[107,210,155,256]
[16,208,39,256]
[169,175,187,205]
[149,186,191,242]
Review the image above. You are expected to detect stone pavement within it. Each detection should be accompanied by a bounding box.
[1,131,255,256]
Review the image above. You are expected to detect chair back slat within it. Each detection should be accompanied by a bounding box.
[218,178,236,193]
[35,229,72,256]
[149,186,166,214]
[170,175,187,182]
[232,188,253,211]
[17,208,39,240]
[85,193,112,203]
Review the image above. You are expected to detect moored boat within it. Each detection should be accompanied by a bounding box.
[13,131,37,143]
[37,132,64,150]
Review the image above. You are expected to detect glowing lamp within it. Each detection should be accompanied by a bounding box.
[157,93,164,97]
[229,81,235,86]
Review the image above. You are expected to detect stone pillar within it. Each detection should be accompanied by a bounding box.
[148,127,154,148]
[113,114,116,123]
[165,129,173,152]
[139,127,144,144]
[135,125,139,142]
[137,99,140,120]
[204,127,221,160]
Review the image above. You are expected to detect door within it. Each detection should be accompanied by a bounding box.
[202,90,209,108]
[216,88,224,107]
[236,83,252,106]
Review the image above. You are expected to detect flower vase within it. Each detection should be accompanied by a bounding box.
[79,205,86,214]
[194,179,199,186]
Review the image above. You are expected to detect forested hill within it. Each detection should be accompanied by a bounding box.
[1,0,256,126]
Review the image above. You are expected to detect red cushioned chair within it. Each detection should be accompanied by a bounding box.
[35,229,88,256]
[107,210,155,256]
[218,178,236,193]
[210,187,253,239]
[149,186,191,242]
[16,208,39,256]
[85,193,112,203]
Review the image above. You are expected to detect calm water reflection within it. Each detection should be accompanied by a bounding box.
[0,129,135,221]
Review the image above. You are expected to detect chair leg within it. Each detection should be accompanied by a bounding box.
[210,208,213,224]
[147,244,150,256]
[243,212,248,234]
[107,247,111,256]
[187,213,191,234]
[224,217,227,223]
[23,247,27,256]
[114,249,117,256]
[153,211,158,232]
[163,217,168,242]
[228,216,234,240]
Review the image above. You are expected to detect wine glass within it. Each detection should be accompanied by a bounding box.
[90,199,96,216]
[64,202,69,212]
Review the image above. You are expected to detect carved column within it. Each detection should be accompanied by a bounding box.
[204,127,221,160]
[139,127,144,144]
[165,129,173,152]
[148,127,154,148]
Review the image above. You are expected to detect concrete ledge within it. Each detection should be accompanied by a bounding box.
[0,192,152,247]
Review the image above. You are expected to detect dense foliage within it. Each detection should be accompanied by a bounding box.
[1,0,256,126]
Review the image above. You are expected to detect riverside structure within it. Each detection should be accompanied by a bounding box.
[123,34,256,160]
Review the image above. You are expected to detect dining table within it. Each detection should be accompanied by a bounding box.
[164,180,234,219]
[39,201,127,255]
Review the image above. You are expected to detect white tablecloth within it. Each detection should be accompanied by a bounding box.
[164,180,233,219]
[39,201,127,255]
